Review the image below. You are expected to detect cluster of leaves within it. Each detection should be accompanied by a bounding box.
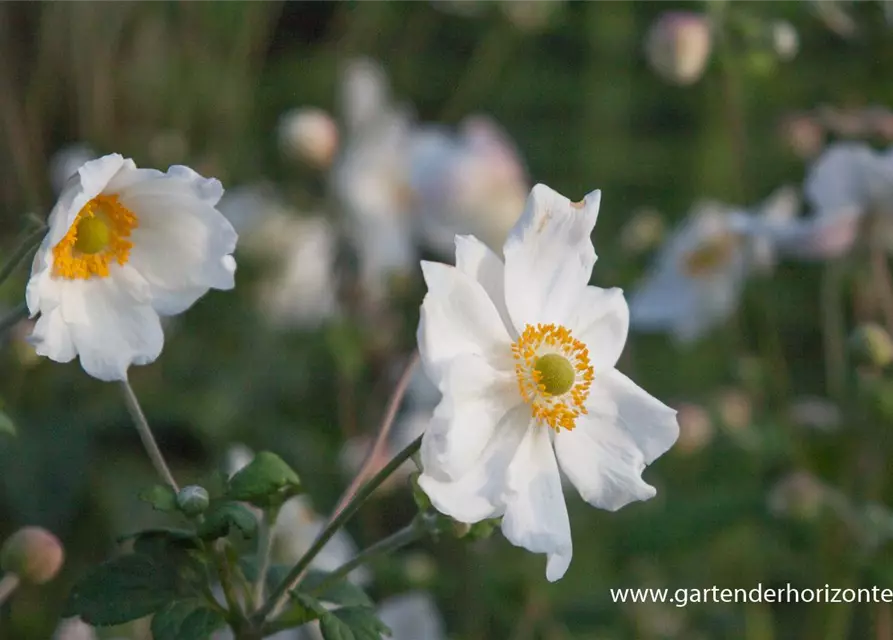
[64,453,391,639]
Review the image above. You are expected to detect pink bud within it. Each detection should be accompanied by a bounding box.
[279,108,339,169]
[1,527,64,585]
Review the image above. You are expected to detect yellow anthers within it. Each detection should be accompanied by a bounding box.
[52,194,138,280]
[681,233,738,278]
[511,323,594,431]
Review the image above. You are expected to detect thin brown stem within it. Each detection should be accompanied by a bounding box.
[0,573,19,605]
[330,350,419,520]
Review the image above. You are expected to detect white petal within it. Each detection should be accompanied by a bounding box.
[30,265,164,381]
[502,184,601,329]
[554,369,678,511]
[419,405,529,523]
[28,307,76,363]
[454,235,514,337]
[420,353,519,481]
[564,286,629,371]
[501,423,573,582]
[120,174,237,314]
[47,154,134,248]
[417,261,512,387]
[805,143,874,215]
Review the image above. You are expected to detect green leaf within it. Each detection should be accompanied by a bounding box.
[151,600,227,640]
[267,592,327,633]
[319,607,391,640]
[64,554,181,625]
[226,451,302,507]
[302,570,373,607]
[0,411,15,437]
[139,485,178,512]
[196,500,257,540]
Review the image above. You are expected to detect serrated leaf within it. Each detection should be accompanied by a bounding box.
[0,411,15,436]
[64,554,181,625]
[139,485,178,512]
[319,607,391,640]
[267,592,327,634]
[197,501,257,540]
[227,451,302,507]
[302,570,373,607]
[151,600,226,640]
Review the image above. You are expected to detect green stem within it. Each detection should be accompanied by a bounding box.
[0,227,45,290]
[0,302,28,336]
[253,505,280,608]
[309,524,423,596]
[214,541,244,619]
[821,263,847,402]
[119,380,179,492]
[254,434,423,625]
[0,574,19,605]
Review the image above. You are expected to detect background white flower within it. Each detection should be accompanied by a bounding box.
[629,187,798,343]
[417,184,679,581]
[26,153,237,381]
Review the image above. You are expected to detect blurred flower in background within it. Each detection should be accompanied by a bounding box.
[279,107,340,170]
[645,12,713,86]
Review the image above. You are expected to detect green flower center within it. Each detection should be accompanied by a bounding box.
[534,353,576,396]
[73,215,111,255]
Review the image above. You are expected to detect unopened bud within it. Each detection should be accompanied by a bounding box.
[645,12,712,86]
[176,485,210,516]
[1,527,64,584]
[278,107,339,169]
[850,323,893,369]
[450,521,472,538]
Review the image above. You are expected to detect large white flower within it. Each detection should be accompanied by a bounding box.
[26,154,237,381]
[416,184,679,582]
[629,187,798,343]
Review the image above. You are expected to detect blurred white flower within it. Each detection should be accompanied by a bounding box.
[333,58,416,303]
[772,143,893,259]
[378,591,447,640]
[629,204,750,343]
[52,618,128,640]
[48,144,96,195]
[500,0,562,32]
[645,12,712,86]
[788,396,841,432]
[772,20,799,61]
[410,116,529,256]
[220,186,338,329]
[26,154,237,381]
[417,184,678,581]
[279,107,340,169]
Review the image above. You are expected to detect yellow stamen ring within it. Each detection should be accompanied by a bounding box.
[52,194,139,280]
[511,323,594,431]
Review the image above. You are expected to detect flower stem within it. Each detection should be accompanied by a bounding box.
[213,541,244,619]
[0,573,20,605]
[253,505,280,608]
[254,434,423,625]
[309,524,424,597]
[0,302,28,336]
[119,380,179,492]
[331,351,419,520]
[0,226,45,290]
[821,263,847,402]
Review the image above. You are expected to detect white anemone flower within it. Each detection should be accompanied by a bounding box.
[409,116,529,256]
[26,153,237,381]
[416,184,678,581]
[332,58,416,304]
[776,142,893,259]
[629,188,798,343]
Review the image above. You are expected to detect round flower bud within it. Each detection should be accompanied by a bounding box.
[645,12,712,86]
[1,527,64,584]
[176,485,210,516]
[278,107,339,169]
[850,323,893,369]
